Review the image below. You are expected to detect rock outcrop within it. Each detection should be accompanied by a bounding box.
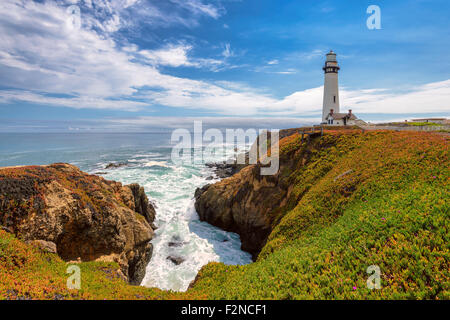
[0,163,156,285]
[195,131,297,260]
[25,240,58,254]
[127,183,157,230]
[167,256,185,265]
[105,162,128,169]
[195,164,289,260]
[205,161,247,179]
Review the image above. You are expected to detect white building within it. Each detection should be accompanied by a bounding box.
[322,50,358,126]
[325,109,357,126]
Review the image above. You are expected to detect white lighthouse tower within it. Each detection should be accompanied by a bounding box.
[322,50,340,123]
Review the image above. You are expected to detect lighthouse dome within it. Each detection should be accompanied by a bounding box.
[326,50,337,61]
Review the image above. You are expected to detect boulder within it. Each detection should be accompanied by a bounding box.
[0,163,156,285]
[105,162,128,169]
[168,241,186,247]
[26,240,57,254]
[167,256,185,265]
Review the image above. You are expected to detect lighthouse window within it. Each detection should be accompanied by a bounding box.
[333,96,336,103]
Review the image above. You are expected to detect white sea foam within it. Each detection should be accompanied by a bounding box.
[102,145,252,292]
[132,153,163,158]
[144,161,170,168]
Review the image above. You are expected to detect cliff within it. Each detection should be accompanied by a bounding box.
[0,163,155,285]
[195,165,282,259]
[0,129,448,300]
[190,129,449,299]
[194,128,325,259]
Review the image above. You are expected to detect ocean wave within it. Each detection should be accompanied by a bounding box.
[144,161,170,168]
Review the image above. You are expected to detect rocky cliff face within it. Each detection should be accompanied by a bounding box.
[195,130,301,260]
[0,163,155,285]
[194,128,346,260]
[195,164,290,260]
[127,183,157,230]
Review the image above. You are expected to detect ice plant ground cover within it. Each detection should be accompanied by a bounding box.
[0,129,448,299]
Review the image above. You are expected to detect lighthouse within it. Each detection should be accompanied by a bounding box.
[322,50,340,123]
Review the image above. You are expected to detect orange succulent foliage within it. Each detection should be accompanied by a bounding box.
[1,129,448,300]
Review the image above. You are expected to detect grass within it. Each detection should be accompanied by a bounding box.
[405,122,442,127]
[1,130,448,299]
[186,130,449,299]
[0,229,190,300]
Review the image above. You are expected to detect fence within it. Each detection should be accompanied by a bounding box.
[359,125,448,132]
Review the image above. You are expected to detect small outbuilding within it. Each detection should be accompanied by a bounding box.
[325,109,358,126]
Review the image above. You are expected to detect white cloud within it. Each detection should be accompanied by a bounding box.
[0,0,448,121]
[272,80,450,116]
[0,1,239,109]
[139,44,225,69]
[270,68,297,75]
[0,1,258,113]
[341,80,450,114]
[140,44,195,67]
[170,0,224,19]
[121,0,224,29]
[0,90,148,111]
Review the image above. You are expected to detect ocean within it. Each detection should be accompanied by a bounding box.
[0,132,253,291]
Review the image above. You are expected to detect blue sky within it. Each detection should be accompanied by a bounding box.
[0,0,449,132]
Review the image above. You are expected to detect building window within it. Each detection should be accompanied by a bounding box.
[333,95,336,103]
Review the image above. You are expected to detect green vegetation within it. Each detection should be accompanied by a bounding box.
[188,130,449,299]
[1,130,449,299]
[405,122,441,127]
[0,229,188,300]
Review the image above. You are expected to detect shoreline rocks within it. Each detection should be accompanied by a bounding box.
[167,256,185,265]
[127,183,157,230]
[105,162,128,169]
[195,164,284,260]
[0,163,156,285]
[205,155,249,179]
[25,240,58,254]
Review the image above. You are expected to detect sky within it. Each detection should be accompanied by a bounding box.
[0,0,449,132]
